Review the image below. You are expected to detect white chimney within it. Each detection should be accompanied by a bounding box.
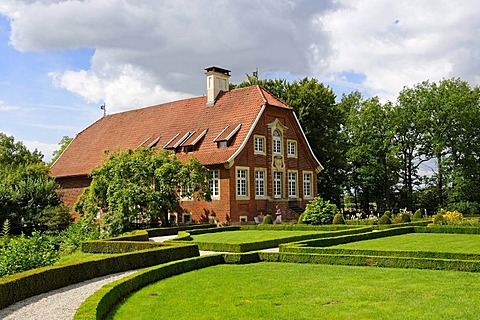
[205,66,231,106]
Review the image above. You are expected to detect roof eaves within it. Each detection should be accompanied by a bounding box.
[226,104,267,164]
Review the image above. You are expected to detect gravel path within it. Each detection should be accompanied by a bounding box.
[0,235,279,319]
[0,269,139,320]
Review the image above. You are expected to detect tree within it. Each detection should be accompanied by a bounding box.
[50,136,73,166]
[0,133,63,229]
[234,77,348,205]
[342,93,398,212]
[74,148,212,236]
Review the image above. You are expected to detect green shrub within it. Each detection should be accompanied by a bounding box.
[262,214,273,224]
[433,213,445,225]
[378,214,392,225]
[413,209,423,220]
[39,204,73,233]
[447,201,478,215]
[58,218,100,255]
[383,210,392,218]
[301,196,340,225]
[332,213,345,225]
[0,232,59,277]
[401,213,411,223]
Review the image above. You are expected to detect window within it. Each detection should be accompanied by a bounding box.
[287,140,297,158]
[288,171,298,198]
[217,141,228,148]
[273,129,282,154]
[236,167,249,199]
[255,169,266,198]
[273,171,282,198]
[182,213,191,224]
[209,170,220,198]
[303,172,313,198]
[179,184,192,201]
[254,135,265,154]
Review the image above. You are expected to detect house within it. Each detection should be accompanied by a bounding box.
[49,66,323,224]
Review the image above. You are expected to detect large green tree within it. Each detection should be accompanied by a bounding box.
[234,77,348,205]
[0,133,63,229]
[74,148,212,236]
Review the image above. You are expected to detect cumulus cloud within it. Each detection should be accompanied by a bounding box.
[1,0,479,109]
[316,0,480,99]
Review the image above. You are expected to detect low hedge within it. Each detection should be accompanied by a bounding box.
[0,243,199,310]
[183,227,373,253]
[82,240,169,253]
[106,230,149,242]
[258,252,480,272]
[279,247,480,260]
[377,220,430,229]
[241,224,363,231]
[146,224,216,237]
[74,255,225,320]
[281,227,414,250]
[415,225,480,234]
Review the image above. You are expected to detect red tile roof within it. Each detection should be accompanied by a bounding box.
[50,85,292,177]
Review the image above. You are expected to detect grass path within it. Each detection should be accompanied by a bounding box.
[190,230,325,243]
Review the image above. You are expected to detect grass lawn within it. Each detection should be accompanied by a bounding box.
[332,233,480,254]
[108,262,480,320]
[189,230,325,243]
[55,251,114,266]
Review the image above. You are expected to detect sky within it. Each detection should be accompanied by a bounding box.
[0,0,479,163]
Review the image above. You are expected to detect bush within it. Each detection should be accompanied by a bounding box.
[447,201,478,215]
[332,213,345,225]
[378,214,392,225]
[262,214,273,224]
[401,213,411,223]
[39,204,73,233]
[58,218,100,255]
[413,209,423,220]
[301,196,340,225]
[383,210,392,218]
[433,213,445,225]
[443,211,463,225]
[0,232,59,277]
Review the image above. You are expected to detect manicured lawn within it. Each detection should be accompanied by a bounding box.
[108,262,480,320]
[332,233,480,254]
[189,230,325,243]
[55,251,113,266]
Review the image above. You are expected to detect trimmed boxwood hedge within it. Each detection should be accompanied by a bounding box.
[415,225,480,234]
[74,255,225,320]
[377,220,430,229]
[106,230,149,242]
[176,227,374,253]
[82,240,173,253]
[145,224,216,237]
[0,243,199,310]
[257,251,480,272]
[240,224,364,231]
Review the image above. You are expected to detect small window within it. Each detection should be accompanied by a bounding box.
[254,135,265,154]
[287,140,297,158]
[183,213,192,224]
[255,169,266,198]
[273,171,282,198]
[273,130,282,154]
[236,167,250,199]
[303,172,313,198]
[183,146,194,153]
[209,170,220,198]
[217,141,228,148]
[288,171,298,198]
[239,215,248,223]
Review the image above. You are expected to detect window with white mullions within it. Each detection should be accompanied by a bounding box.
[237,169,248,197]
[288,171,297,198]
[209,170,219,198]
[273,130,282,154]
[273,171,282,198]
[255,170,265,197]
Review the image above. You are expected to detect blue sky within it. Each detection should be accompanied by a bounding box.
[0,0,479,162]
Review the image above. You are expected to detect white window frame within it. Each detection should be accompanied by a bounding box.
[273,129,282,154]
[287,140,297,158]
[288,170,298,198]
[255,168,267,199]
[273,171,282,199]
[254,135,266,155]
[303,171,313,199]
[236,167,250,200]
[209,170,220,199]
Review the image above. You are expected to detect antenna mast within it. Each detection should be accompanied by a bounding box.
[100,103,106,117]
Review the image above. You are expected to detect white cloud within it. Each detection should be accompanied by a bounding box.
[22,139,57,162]
[1,0,479,108]
[0,100,20,111]
[316,0,480,99]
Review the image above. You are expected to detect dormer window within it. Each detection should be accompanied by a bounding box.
[273,129,282,154]
[217,141,228,148]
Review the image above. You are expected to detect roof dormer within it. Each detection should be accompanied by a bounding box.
[205,66,230,107]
